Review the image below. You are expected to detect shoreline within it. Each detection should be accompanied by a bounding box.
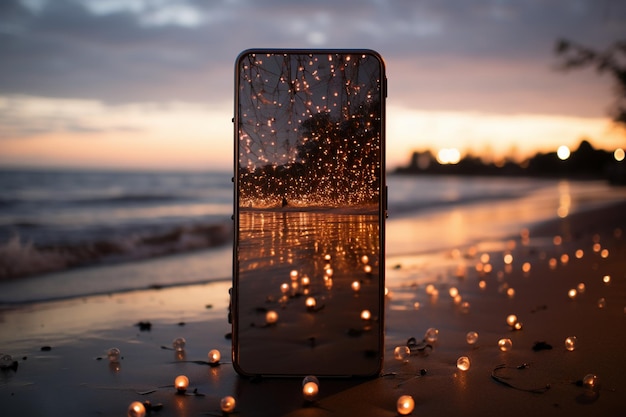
[0,198,624,416]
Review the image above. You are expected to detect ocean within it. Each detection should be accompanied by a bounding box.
[1,168,624,304]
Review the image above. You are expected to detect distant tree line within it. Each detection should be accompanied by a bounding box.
[394,139,625,185]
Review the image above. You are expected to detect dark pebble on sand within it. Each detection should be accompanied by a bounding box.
[40,346,52,351]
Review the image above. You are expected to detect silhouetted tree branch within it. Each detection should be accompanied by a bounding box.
[555,38,626,126]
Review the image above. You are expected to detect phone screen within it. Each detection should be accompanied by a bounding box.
[232,50,386,377]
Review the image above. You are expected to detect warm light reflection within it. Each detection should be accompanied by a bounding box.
[396,395,415,415]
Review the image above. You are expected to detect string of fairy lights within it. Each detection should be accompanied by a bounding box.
[238,52,382,208]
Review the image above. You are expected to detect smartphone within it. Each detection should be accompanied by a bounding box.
[232,49,386,377]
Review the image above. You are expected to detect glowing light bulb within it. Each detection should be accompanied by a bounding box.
[425,284,435,295]
[498,338,512,352]
[305,297,317,310]
[413,301,421,310]
[506,288,515,298]
[522,262,531,273]
[396,395,415,415]
[172,337,186,352]
[506,314,518,327]
[577,282,586,293]
[449,287,459,298]
[107,347,121,363]
[456,356,470,371]
[565,336,577,351]
[360,309,371,320]
[568,288,577,299]
[127,401,146,417]
[220,396,236,413]
[582,374,600,390]
[364,265,372,274]
[466,331,479,345]
[394,346,410,362]
[514,322,523,330]
[602,275,611,284]
[460,301,470,314]
[478,280,487,290]
[351,280,361,292]
[424,327,439,343]
[280,283,289,294]
[174,375,189,393]
[575,249,584,259]
[597,298,606,309]
[361,255,369,264]
[302,375,319,401]
[290,270,299,280]
[266,310,278,324]
[208,349,221,365]
[301,275,310,286]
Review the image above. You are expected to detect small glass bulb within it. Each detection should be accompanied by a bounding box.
[266,310,278,324]
[107,347,121,363]
[565,336,577,351]
[305,297,317,309]
[582,373,600,390]
[302,375,319,401]
[424,327,439,343]
[396,395,415,415]
[174,375,189,393]
[456,356,470,371]
[208,349,221,364]
[172,337,186,352]
[393,346,410,362]
[506,314,518,327]
[498,338,512,352]
[127,401,146,417]
[466,331,479,345]
[220,396,236,413]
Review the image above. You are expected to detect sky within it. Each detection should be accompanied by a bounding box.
[0,0,625,171]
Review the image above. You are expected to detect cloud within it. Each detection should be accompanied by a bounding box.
[0,0,625,115]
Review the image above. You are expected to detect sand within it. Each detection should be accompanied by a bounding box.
[1,199,625,416]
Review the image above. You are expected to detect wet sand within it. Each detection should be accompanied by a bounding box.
[1,199,625,416]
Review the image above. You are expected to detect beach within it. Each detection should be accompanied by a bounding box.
[1,176,625,416]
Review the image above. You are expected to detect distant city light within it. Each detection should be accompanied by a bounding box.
[436,148,461,164]
[615,148,625,162]
[557,145,571,160]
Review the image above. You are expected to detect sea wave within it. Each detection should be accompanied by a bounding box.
[0,220,233,280]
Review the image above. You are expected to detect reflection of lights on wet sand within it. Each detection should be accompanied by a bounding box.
[565,336,577,351]
[127,401,146,417]
[583,374,599,390]
[522,262,531,273]
[603,275,611,284]
[280,283,289,294]
[553,235,562,246]
[549,258,557,269]
[597,298,606,308]
[413,301,421,310]
[449,287,459,298]
[478,280,487,290]
[577,282,586,293]
[361,255,369,264]
[560,254,569,264]
[290,270,299,280]
[301,275,310,286]
[506,288,515,298]
[360,309,371,320]
[363,264,372,274]
[575,249,584,259]
[175,375,189,393]
[503,253,513,265]
[568,288,577,299]
[601,249,609,258]
[351,280,361,292]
